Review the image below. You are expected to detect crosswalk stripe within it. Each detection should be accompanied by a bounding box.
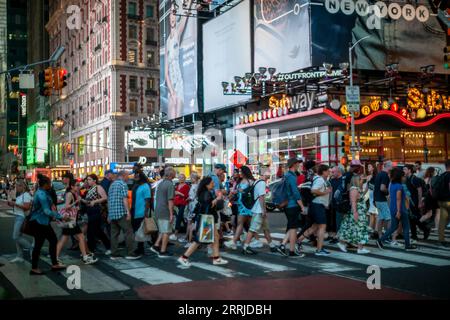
[181,262,248,278]
[220,252,295,273]
[0,255,69,298]
[368,250,450,267]
[299,247,415,269]
[396,240,449,250]
[120,267,191,285]
[40,255,130,294]
[101,258,150,270]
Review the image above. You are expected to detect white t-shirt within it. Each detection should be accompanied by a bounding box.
[251,180,267,214]
[14,192,32,217]
[312,176,330,207]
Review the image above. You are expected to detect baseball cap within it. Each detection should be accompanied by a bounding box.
[287,157,301,168]
[214,164,226,171]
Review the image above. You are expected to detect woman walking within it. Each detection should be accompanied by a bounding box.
[421,167,439,233]
[337,161,371,254]
[29,175,69,275]
[171,173,190,243]
[56,180,97,265]
[81,174,111,255]
[185,172,200,247]
[177,176,228,267]
[7,180,33,263]
[224,166,255,250]
[364,163,378,236]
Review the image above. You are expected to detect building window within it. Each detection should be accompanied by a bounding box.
[130,99,137,115]
[146,28,154,42]
[128,49,137,64]
[92,132,97,152]
[128,2,137,15]
[147,78,154,90]
[129,76,137,90]
[147,101,155,114]
[146,51,154,66]
[98,129,104,150]
[105,127,110,148]
[146,5,154,18]
[128,24,137,39]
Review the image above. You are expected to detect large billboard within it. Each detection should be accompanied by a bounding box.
[203,0,252,112]
[26,124,36,165]
[35,121,49,163]
[159,0,198,120]
[311,0,448,74]
[254,0,312,74]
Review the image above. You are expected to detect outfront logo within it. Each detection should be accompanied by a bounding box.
[323,0,430,30]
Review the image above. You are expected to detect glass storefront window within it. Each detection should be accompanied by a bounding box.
[290,134,301,149]
[302,133,316,148]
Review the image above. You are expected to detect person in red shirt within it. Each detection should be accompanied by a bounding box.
[171,173,190,243]
[296,160,306,186]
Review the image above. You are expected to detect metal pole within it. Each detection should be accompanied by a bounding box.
[349,44,356,159]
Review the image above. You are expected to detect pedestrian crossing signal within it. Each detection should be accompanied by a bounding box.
[341,134,350,155]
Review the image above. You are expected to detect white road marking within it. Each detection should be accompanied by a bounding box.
[121,267,191,285]
[220,252,295,273]
[369,250,450,267]
[185,262,248,278]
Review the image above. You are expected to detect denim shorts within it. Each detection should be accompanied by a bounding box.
[156,219,173,234]
[309,202,327,225]
[375,202,391,221]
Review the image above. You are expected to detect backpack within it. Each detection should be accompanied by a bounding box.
[334,174,352,214]
[299,176,320,207]
[431,172,449,201]
[241,180,264,210]
[271,177,289,208]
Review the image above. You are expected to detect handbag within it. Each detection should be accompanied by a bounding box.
[135,220,153,242]
[197,214,215,244]
[144,213,158,234]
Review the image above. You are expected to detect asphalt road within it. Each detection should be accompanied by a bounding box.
[1,202,449,300]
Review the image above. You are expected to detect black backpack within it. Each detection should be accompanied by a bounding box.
[333,173,352,214]
[241,180,264,210]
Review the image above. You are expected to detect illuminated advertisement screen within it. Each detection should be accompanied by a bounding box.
[26,124,36,165]
[128,131,156,149]
[159,0,198,120]
[254,0,311,73]
[35,121,49,163]
[203,0,251,112]
[311,0,447,74]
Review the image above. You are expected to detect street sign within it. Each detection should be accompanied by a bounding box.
[346,85,360,112]
[230,149,248,169]
[350,146,361,152]
[19,73,35,89]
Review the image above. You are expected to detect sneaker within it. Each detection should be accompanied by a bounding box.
[10,257,24,263]
[104,250,112,256]
[405,245,418,251]
[275,245,288,256]
[337,242,348,253]
[158,251,173,258]
[178,238,188,244]
[224,240,237,250]
[249,239,264,249]
[289,251,305,258]
[184,242,192,249]
[83,255,98,265]
[213,257,228,265]
[177,256,191,267]
[169,234,177,241]
[315,249,331,256]
[125,254,142,260]
[390,241,402,247]
[376,239,385,250]
[357,248,370,254]
[110,255,122,260]
[150,246,160,254]
[242,246,257,255]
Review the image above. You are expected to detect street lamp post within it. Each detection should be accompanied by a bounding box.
[348,35,371,159]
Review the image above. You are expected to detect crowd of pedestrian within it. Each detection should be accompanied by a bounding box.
[1,158,449,273]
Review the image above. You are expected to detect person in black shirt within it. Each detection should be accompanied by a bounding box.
[404,164,429,240]
[374,161,392,238]
[437,160,450,247]
[177,176,228,267]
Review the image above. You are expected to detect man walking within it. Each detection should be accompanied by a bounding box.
[100,170,116,194]
[374,161,392,238]
[152,167,176,257]
[108,171,141,260]
[276,158,306,257]
[330,165,345,239]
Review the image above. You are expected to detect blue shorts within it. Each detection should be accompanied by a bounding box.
[309,202,327,225]
[375,202,391,221]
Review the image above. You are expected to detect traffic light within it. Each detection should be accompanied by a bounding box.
[341,134,350,155]
[445,46,450,70]
[54,68,67,91]
[42,67,53,96]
